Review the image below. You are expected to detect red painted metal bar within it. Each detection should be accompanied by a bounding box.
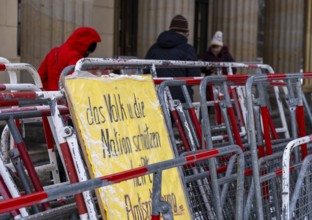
[231,88,245,128]
[171,109,192,152]
[259,106,274,201]
[263,107,278,140]
[151,215,160,220]
[258,145,265,158]
[0,191,48,214]
[0,176,20,217]
[260,106,273,155]
[0,64,6,71]
[227,107,243,149]
[296,106,307,159]
[14,141,50,210]
[58,142,88,216]
[0,106,69,116]
[188,107,202,148]
[0,101,19,107]
[0,147,225,213]
[0,92,37,101]
[99,166,148,183]
[215,100,222,125]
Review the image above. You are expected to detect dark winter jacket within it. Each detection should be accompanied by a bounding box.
[145,30,201,102]
[201,46,235,75]
[38,27,101,91]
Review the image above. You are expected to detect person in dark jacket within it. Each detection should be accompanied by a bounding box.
[145,15,201,102]
[38,27,101,91]
[202,31,235,75]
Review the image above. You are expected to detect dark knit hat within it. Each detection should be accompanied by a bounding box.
[169,15,189,33]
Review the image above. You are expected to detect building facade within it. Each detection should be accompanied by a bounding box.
[0,0,311,84]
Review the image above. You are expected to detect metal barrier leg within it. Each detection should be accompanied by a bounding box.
[220,103,235,145]
[182,107,200,149]
[42,117,60,184]
[0,153,28,217]
[200,78,224,220]
[231,88,245,129]
[48,99,91,219]
[151,171,173,220]
[271,178,281,220]
[175,101,197,150]
[9,148,41,213]
[222,81,243,148]
[220,155,237,208]
[181,85,203,146]
[7,118,50,210]
[246,77,264,220]
[63,127,98,220]
[171,107,192,152]
[46,116,68,180]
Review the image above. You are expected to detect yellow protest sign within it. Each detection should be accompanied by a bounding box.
[63,73,191,219]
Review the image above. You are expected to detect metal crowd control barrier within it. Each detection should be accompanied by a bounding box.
[59,58,295,150]
[0,90,97,219]
[67,59,311,219]
[244,73,312,219]
[0,61,62,190]
[3,57,312,219]
[0,62,43,88]
[0,83,62,196]
[282,135,312,219]
[68,58,291,139]
[0,145,244,220]
[60,58,290,143]
[156,76,292,219]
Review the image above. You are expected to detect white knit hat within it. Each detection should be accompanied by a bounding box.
[210,31,223,47]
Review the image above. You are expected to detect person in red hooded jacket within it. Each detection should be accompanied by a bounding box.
[38,27,101,91]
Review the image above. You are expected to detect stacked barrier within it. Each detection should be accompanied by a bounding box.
[0,57,312,219]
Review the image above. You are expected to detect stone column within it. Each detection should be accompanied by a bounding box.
[0,0,20,84]
[0,0,19,63]
[21,0,114,82]
[304,0,312,72]
[21,0,92,67]
[210,0,258,62]
[263,0,304,72]
[302,0,312,92]
[137,0,195,58]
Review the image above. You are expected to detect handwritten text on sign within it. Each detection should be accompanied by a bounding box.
[64,74,191,220]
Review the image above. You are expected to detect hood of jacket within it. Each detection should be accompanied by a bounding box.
[156,30,187,48]
[64,27,101,56]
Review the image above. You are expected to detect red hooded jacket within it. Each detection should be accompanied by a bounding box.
[38,27,101,91]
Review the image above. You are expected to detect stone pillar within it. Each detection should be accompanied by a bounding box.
[0,0,19,63]
[304,0,312,72]
[21,0,114,82]
[137,0,195,58]
[263,0,304,72]
[210,0,258,62]
[91,0,115,58]
[302,0,312,92]
[21,0,92,68]
[0,0,20,84]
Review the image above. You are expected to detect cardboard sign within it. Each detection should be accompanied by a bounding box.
[64,73,191,219]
